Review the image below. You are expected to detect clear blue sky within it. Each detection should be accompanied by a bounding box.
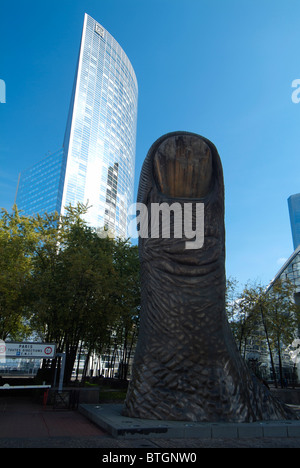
[1,0,300,289]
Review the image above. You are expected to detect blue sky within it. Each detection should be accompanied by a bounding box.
[1,0,300,289]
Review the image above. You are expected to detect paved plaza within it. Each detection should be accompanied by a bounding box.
[0,396,300,448]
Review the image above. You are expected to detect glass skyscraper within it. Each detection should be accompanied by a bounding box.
[16,13,138,238]
[16,148,65,216]
[288,194,300,250]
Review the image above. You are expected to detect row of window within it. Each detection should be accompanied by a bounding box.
[60,16,137,237]
[85,17,137,93]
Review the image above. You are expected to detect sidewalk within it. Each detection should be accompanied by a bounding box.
[1,395,300,448]
[0,395,112,447]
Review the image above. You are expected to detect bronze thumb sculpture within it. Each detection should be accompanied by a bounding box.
[123,131,296,422]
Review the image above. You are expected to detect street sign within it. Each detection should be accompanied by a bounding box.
[2,342,56,359]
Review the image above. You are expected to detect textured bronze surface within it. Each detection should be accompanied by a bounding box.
[123,132,296,422]
[153,136,212,198]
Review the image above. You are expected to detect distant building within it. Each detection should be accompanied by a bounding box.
[258,247,300,383]
[236,198,300,384]
[288,194,300,250]
[241,247,300,385]
[16,13,138,237]
[268,244,300,306]
[16,148,65,216]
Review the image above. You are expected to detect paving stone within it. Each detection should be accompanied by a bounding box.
[2,397,300,448]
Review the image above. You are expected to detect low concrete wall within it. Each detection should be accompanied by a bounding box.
[48,387,100,405]
[77,387,100,404]
[271,388,300,405]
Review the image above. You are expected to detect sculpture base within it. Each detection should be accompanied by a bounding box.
[79,403,300,440]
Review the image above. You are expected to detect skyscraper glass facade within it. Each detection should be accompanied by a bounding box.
[62,13,138,236]
[16,148,65,216]
[16,13,138,238]
[288,194,300,250]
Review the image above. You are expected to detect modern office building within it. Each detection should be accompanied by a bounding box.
[267,245,300,302]
[16,148,65,216]
[16,13,138,238]
[288,194,300,250]
[241,197,300,384]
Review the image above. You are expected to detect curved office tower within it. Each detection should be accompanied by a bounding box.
[288,194,300,250]
[17,13,138,239]
[62,13,138,237]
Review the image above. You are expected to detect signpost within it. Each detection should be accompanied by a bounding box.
[0,342,75,408]
[1,342,56,359]
[0,342,57,401]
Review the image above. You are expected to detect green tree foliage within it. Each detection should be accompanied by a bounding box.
[262,279,300,386]
[0,203,141,384]
[226,278,300,387]
[0,206,37,340]
[110,240,140,379]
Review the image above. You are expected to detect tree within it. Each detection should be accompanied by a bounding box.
[0,206,37,340]
[110,239,140,380]
[227,278,300,387]
[226,279,262,357]
[263,279,300,387]
[0,202,141,384]
[225,277,239,323]
[30,204,119,383]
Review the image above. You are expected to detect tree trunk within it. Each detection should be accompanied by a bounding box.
[64,343,78,384]
[81,348,91,383]
[277,335,284,388]
[75,341,83,381]
[260,304,278,388]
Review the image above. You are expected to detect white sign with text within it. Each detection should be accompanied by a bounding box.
[0,341,56,359]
